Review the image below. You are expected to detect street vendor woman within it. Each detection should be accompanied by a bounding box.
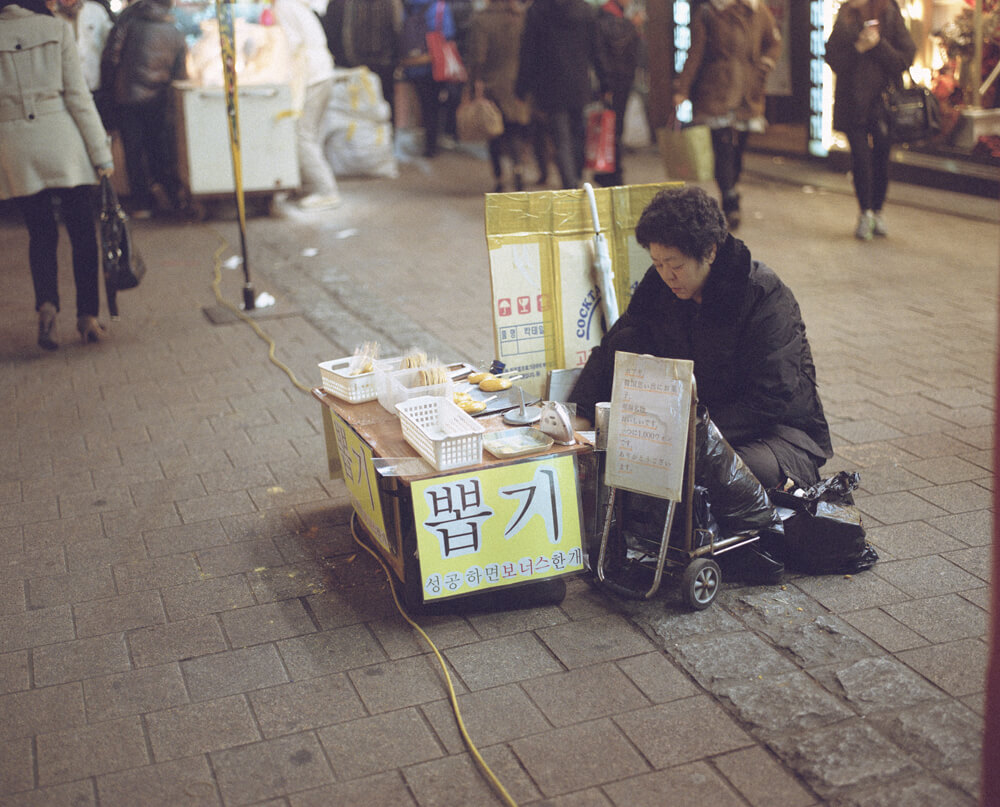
[569,186,833,489]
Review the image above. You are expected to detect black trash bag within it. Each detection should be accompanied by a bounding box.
[769,472,878,575]
[620,485,720,553]
[694,405,780,534]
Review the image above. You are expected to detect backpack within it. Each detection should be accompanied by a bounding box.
[398,3,432,78]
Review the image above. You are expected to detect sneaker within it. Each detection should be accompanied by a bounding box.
[872,211,888,237]
[298,193,342,211]
[854,210,874,241]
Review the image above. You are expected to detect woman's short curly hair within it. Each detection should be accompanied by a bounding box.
[634,186,727,262]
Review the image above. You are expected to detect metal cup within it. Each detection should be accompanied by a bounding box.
[594,402,611,450]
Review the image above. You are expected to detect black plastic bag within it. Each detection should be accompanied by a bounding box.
[694,405,780,534]
[769,472,878,574]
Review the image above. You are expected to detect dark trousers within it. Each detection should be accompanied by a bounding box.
[711,126,749,210]
[412,76,446,156]
[118,99,181,211]
[547,106,586,189]
[846,123,891,212]
[488,121,531,189]
[17,185,100,318]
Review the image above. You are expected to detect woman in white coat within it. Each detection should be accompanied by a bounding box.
[0,0,114,348]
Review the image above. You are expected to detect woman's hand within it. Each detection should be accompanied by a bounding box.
[672,92,686,108]
[855,23,880,53]
[96,162,114,178]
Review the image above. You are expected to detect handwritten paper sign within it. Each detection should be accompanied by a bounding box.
[604,352,693,500]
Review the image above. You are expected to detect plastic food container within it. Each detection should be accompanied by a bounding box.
[395,396,485,471]
[318,356,402,403]
[376,366,454,413]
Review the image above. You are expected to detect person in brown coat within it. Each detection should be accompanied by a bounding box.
[0,0,114,348]
[466,0,532,191]
[672,0,781,229]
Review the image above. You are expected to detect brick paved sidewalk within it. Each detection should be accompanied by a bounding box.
[0,145,993,807]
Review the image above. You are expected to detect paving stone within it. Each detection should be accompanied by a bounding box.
[837,608,928,653]
[101,503,182,542]
[402,752,508,807]
[830,420,905,444]
[882,594,987,643]
[2,546,67,581]
[0,779,96,807]
[520,662,647,727]
[814,655,946,715]
[0,651,30,695]
[36,715,148,786]
[669,632,797,693]
[161,574,256,621]
[219,599,316,648]
[195,537,286,578]
[182,644,289,701]
[927,509,993,546]
[791,572,908,613]
[516,789,614,807]
[943,546,991,583]
[603,760,747,807]
[112,554,204,594]
[713,745,817,807]
[826,774,977,807]
[615,694,754,768]
[835,442,920,469]
[21,513,103,548]
[317,707,443,780]
[719,671,855,735]
[771,614,881,668]
[443,632,562,691]
[615,651,700,703]
[210,732,334,806]
[33,633,131,687]
[221,508,305,542]
[766,720,919,797]
[349,653,468,714]
[627,594,745,644]
[913,482,993,514]
[897,638,989,699]
[278,624,387,679]
[854,492,949,524]
[0,735,34,795]
[510,718,649,796]
[145,695,260,761]
[854,463,933,495]
[246,562,330,602]
[249,673,366,738]
[0,577,25,616]
[0,683,85,742]
[142,519,230,558]
[73,590,166,638]
[872,698,983,769]
[176,490,257,524]
[83,664,189,722]
[906,456,989,485]
[129,475,207,509]
[465,603,569,639]
[873,555,984,598]
[96,754,220,807]
[367,614,479,659]
[0,606,75,653]
[128,614,228,667]
[420,683,550,752]
[865,521,967,561]
[287,772,418,807]
[535,614,657,669]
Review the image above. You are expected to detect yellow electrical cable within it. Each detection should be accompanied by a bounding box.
[210,234,517,807]
[211,239,312,395]
[349,512,518,807]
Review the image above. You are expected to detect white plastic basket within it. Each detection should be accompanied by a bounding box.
[395,396,485,471]
[318,356,401,403]
[376,365,453,413]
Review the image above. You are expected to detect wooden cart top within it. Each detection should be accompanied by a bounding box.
[312,388,592,482]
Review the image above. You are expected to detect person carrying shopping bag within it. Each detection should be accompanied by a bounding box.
[671,0,781,230]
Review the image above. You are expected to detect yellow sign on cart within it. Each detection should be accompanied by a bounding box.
[328,411,390,553]
[411,455,584,601]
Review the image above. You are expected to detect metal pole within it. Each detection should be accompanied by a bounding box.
[973,0,983,108]
[215,0,255,310]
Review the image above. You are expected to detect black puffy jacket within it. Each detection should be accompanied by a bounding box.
[570,235,833,485]
[102,0,186,106]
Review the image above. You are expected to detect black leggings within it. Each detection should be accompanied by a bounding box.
[16,185,100,318]
[845,122,891,212]
[711,126,749,208]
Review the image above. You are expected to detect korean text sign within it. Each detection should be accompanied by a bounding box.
[329,411,391,554]
[411,455,584,601]
[605,353,693,501]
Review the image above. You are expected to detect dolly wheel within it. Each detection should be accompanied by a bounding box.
[682,558,721,610]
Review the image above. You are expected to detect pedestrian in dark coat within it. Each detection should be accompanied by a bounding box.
[825,0,915,240]
[569,186,832,489]
[593,0,640,187]
[515,0,602,189]
[467,0,531,191]
[671,0,781,229]
[99,0,186,216]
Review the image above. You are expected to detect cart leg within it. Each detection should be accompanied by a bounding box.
[595,487,618,582]
[644,500,676,599]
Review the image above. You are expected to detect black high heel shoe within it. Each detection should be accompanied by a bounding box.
[77,316,105,344]
[38,302,58,351]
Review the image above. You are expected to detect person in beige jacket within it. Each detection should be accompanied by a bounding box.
[672,0,781,230]
[0,0,113,348]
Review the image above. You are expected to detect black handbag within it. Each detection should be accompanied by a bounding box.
[100,175,146,317]
[883,71,941,144]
